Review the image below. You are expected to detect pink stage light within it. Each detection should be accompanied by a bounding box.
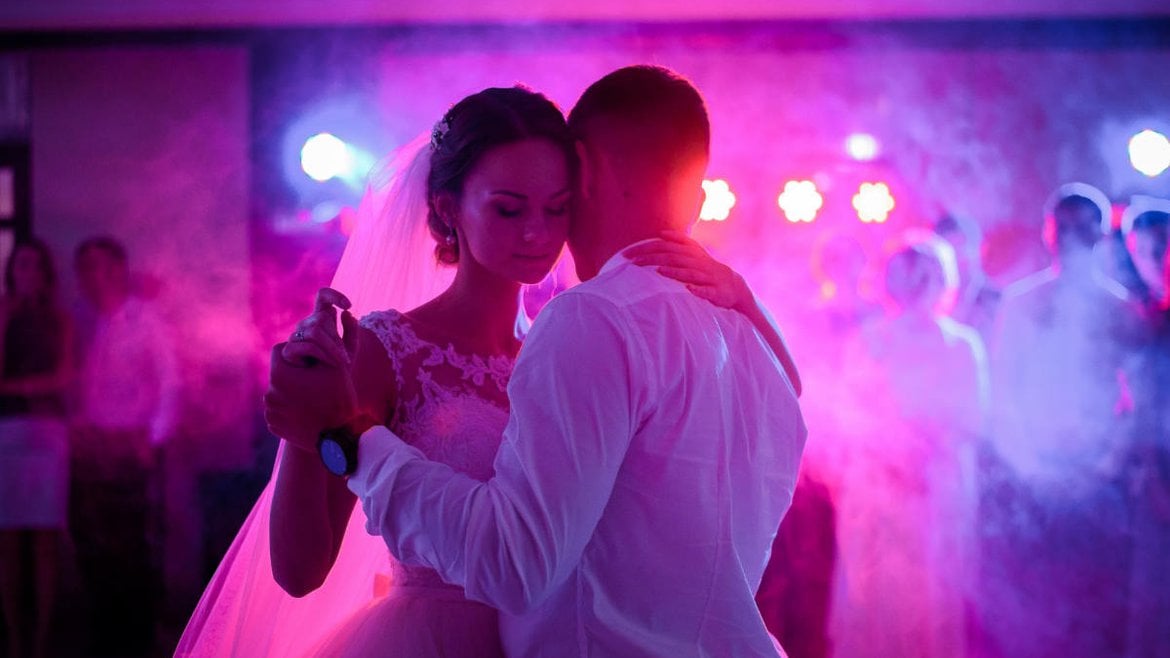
[699,179,737,222]
[777,180,823,223]
[853,182,896,223]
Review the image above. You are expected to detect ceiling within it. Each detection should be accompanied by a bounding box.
[3,0,1168,31]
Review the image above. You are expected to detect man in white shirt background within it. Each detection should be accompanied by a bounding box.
[271,65,806,657]
[70,235,179,658]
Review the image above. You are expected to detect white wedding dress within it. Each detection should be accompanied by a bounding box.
[305,309,513,657]
[176,308,513,657]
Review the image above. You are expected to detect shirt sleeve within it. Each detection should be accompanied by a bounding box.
[142,305,181,445]
[748,289,799,395]
[347,293,648,614]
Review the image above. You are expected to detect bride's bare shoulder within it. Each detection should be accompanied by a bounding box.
[351,319,397,415]
[399,297,445,329]
[355,322,392,359]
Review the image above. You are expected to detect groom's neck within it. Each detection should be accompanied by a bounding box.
[574,205,674,281]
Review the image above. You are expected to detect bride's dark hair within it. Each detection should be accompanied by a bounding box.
[426,86,573,264]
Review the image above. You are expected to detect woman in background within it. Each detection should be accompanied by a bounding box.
[0,238,73,658]
[833,232,988,658]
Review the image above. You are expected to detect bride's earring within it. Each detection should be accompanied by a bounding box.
[445,226,457,246]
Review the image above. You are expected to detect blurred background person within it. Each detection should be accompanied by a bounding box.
[69,236,179,658]
[755,468,837,658]
[984,183,1140,658]
[751,232,881,658]
[808,232,882,339]
[1101,198,1167,315]
[1117,200,1169,311]
[833,232,988,658]
[1126,292,1170,658]
[0,238,73,658]
[799,231,883,472]
[934,213,1002,339]
[1123,199,1170,658]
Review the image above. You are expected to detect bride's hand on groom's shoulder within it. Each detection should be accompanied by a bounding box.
[624,230,752,313]
[626,231,802,396]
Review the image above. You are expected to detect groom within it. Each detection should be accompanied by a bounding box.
[273,65,805,656]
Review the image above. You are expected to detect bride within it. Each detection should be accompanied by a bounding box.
[177,84,800,657]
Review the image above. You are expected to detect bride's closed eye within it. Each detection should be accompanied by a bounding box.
[493,203,525,218]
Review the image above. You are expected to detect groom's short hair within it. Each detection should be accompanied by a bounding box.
[568,66,709,176]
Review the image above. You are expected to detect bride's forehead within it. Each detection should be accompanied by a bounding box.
[465,142,570,189]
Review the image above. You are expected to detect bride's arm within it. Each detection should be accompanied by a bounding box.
[268,323,391,597]
[270,441,356,597]
[624,232,802,396]
[729,296,802,397]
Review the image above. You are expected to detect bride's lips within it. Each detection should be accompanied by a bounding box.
[513,253,554,261]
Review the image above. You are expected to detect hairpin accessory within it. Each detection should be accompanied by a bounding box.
[431,116,451,149]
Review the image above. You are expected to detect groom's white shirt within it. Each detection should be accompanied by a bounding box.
[348,245,806,657]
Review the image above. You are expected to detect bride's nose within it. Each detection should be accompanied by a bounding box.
[521,218,545,243]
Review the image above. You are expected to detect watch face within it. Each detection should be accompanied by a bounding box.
[319,438,349,476]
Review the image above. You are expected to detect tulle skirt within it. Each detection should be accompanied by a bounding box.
[0,416,68,529]
[176,463,506,658]
[306,584,504,658]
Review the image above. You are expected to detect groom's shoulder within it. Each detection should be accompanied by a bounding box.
[566,259,665,308]
[532,262,654,332]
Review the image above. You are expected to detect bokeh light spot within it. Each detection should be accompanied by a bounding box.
[700,179,737,222]
[853,182,896,223]
[846,133,880,161]
[778,180,824,223]
[301,133,353,182]
[1129,129,1170,177]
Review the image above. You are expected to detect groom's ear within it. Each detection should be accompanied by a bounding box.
[574,139,593,201]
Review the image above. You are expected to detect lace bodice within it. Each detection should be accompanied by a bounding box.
[360,309,514,588]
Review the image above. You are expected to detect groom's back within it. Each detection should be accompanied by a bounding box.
[502,256,806,657]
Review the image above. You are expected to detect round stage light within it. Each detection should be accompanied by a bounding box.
[1129,129,1170,177]
[301,133,353,182]
[846,133,880,161]
[699,179,737,222]
[853,182,896,223]
[777,180,824,224]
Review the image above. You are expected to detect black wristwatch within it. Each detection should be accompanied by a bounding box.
[318,426,360,477]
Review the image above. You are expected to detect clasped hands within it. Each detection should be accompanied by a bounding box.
[263,288,371,454]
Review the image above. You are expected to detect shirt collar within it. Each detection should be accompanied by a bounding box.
[598,238,661,276]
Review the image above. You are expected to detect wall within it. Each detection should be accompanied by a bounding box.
[30,45,253,598]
